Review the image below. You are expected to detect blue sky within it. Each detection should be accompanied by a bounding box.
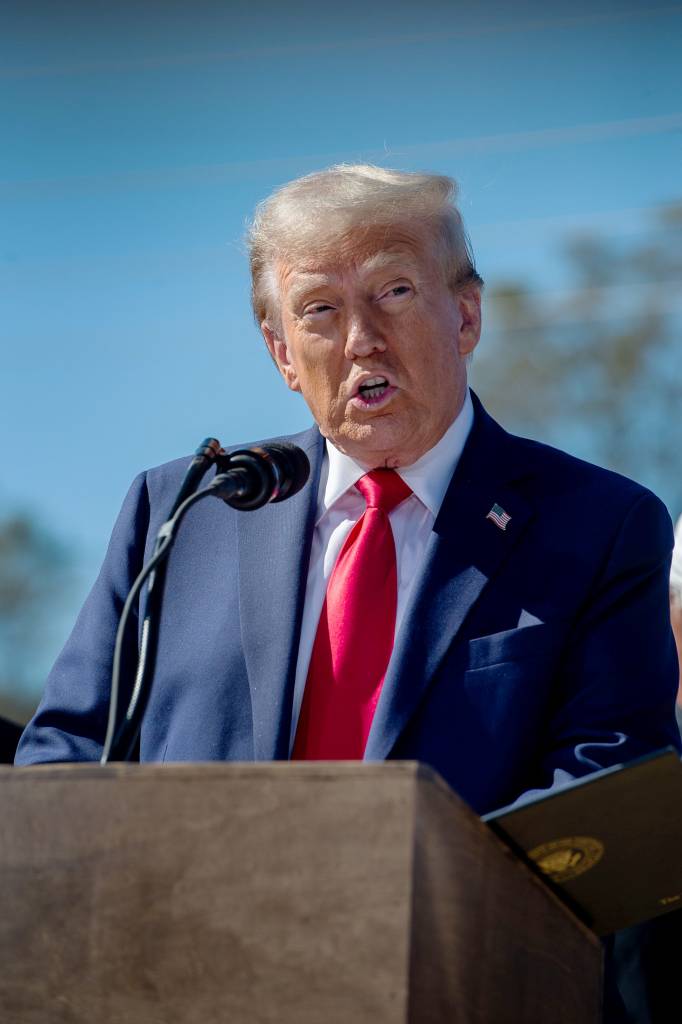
[2,1,682,699]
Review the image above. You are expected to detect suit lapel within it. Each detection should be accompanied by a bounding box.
[365,398,534,761]
[237,427,323,760]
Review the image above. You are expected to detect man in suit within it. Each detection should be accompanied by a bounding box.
[16,165,680,819]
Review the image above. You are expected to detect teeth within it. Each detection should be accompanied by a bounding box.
[360,384,388,400]
[356,376,390,402]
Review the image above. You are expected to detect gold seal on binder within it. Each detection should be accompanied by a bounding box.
[528,836,605,882]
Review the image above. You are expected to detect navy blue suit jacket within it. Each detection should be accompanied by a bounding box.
[16,395,681,814]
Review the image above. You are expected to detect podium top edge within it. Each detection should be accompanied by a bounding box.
[4,760,440,784]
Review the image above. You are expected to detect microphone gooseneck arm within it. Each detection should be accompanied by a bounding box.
[169,437,224,517]
[100,485,213,764]
[100,441,310,764]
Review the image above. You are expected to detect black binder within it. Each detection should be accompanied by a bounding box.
[485,748,682,934]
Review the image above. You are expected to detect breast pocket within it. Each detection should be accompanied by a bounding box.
[465,622,566,672]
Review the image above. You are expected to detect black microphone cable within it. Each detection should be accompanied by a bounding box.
[100,485,213,765]
[100,441,310,764]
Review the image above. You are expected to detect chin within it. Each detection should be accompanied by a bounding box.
[341,434,412,468]
[327,414,415,461]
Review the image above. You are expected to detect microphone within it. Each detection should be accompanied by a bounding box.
[209,442,310,510]
[101,438,310,763]
[169,437,223,517]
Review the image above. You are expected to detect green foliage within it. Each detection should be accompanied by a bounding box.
[0,514,73,723]
[471,203,682,514]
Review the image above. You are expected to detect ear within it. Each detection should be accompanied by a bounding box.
[261,321,301,393]
[456,288,482,356]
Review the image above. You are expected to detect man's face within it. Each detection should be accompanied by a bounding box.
[261,223,482,468]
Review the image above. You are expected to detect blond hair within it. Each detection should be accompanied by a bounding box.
[246,164,483,328]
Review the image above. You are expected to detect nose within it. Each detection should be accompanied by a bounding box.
[344,308,386,360]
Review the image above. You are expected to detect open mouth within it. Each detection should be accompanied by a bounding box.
[356,376,391,402]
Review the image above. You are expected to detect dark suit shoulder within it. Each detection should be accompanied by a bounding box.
[468,393,674,560]
[471,391,660,512]
[506,430,665,511]
[500,432,674,569]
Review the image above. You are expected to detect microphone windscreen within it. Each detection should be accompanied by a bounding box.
[263,442,310,502]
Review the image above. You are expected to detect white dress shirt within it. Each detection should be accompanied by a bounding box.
[289,389,474,750]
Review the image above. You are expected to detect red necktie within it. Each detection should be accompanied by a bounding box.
[292,469,412,759]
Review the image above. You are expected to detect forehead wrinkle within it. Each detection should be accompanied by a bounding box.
[282,244,422,307]
[283,272,338,310]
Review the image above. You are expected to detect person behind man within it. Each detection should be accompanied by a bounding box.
[670,514,682,734]
[16,166,681,820]
[608,515,682,1023]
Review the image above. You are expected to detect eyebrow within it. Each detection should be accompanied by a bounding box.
[360,249,418,275]
[285,250,419,308]
[285,275,332,308]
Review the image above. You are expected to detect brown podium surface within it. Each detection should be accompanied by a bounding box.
[0,762,601,1023]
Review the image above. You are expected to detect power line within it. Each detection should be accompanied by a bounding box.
[2,5,682,80]
[2,112,681,197]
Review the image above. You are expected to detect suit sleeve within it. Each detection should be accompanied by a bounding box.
[525,489,681,800]
[15,473,151,764]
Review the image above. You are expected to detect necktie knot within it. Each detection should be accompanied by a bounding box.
[356,469,412,514]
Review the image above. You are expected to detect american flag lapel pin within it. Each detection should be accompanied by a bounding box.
[486,503,511,531]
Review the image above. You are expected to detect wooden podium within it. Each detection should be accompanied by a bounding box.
[0,762,601,1023]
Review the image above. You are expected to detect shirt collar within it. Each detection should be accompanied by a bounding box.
[318,388,474,521]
